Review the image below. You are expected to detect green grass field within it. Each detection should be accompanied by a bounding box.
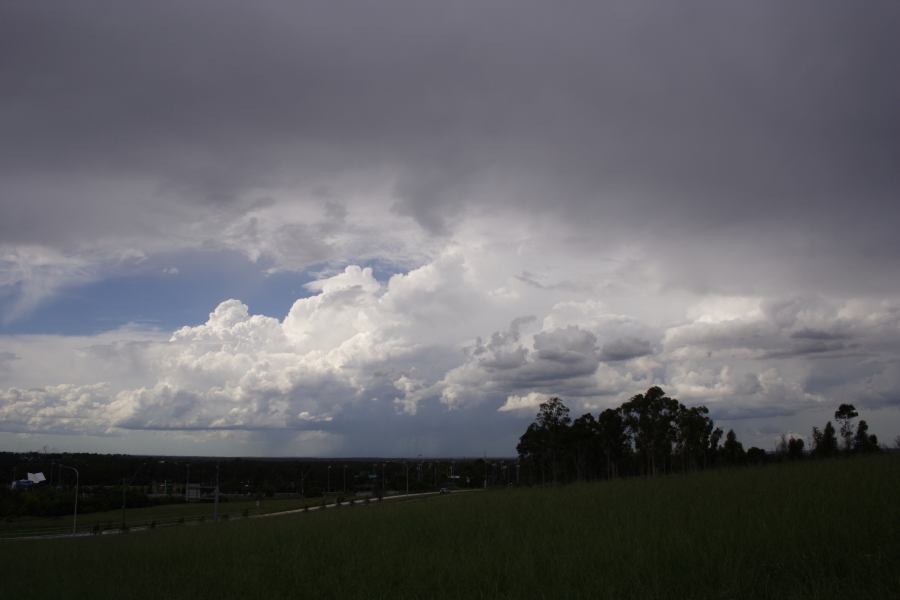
[0,495,341,538]
[1,455,898,599]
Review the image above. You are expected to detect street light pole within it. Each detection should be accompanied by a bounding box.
[59,464,79,535]
[120,463,147,531]
[214,463,220,522]
[185,463,190,502]
[342,465,347,494]
[327,465,331,496]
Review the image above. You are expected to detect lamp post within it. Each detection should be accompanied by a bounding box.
[59,464,79,535]
[404,461,409,495]
[342,464,347,494]
[327,465,331,496]
[185,463,190,502]
[300,466,311,498]
[121,463,146,531]
[213,463,220,522]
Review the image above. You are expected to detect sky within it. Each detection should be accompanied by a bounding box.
[2,1,899,457]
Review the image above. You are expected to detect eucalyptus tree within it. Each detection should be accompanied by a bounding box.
[620,386,681,476]
[675,405,716,471]
[570,413,599,481]
[721,429,746,465]
[516,397,572,484]
[596,408,629,479]
[812,422,839,457]
[853,420,879,453]
[787,437,805,459]
[834,404,859,451]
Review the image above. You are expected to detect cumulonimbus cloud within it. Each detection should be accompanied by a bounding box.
[4,251,896,453]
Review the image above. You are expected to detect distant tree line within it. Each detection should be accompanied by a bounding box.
[516,387,882,485]
[780,403,881,458]
[1,453,502,519]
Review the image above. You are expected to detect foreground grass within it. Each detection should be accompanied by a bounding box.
[0,495,341,538]
[1,455,898,599]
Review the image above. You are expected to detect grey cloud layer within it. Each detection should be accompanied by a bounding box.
[3,2,899,287]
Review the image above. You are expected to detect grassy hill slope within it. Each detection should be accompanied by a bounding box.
[2,455,898,599]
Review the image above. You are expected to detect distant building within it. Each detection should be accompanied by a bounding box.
[186,483,203,500]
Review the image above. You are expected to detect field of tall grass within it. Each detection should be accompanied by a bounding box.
[2,454,897,599]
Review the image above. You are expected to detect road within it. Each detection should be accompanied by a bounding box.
[4,488,481,541]
[252,488,480,519]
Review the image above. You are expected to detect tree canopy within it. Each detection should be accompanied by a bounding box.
[516,389,882,486]
[517,387,726,483]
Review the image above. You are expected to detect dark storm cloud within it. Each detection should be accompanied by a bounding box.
[2,0,899,265]
[600,337,652,362]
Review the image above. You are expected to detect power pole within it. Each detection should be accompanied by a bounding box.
[214,463,220,522]
[59,464,79,535]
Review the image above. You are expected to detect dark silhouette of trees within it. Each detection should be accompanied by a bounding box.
[516,397,571,484]
[812,422,839,457]
[787,437,805,459]
[853,420,879,453]
[834,404,859,451]
[516,387,738,483]
[746,447,767,465]
[515,391,888,488]
[596,408,628,479]
[620,386,681,476]
[721,429,746,465]
[708,427,724,465]
[675,405,717,471]
[570,413,598,481]
[516,423,547,484]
